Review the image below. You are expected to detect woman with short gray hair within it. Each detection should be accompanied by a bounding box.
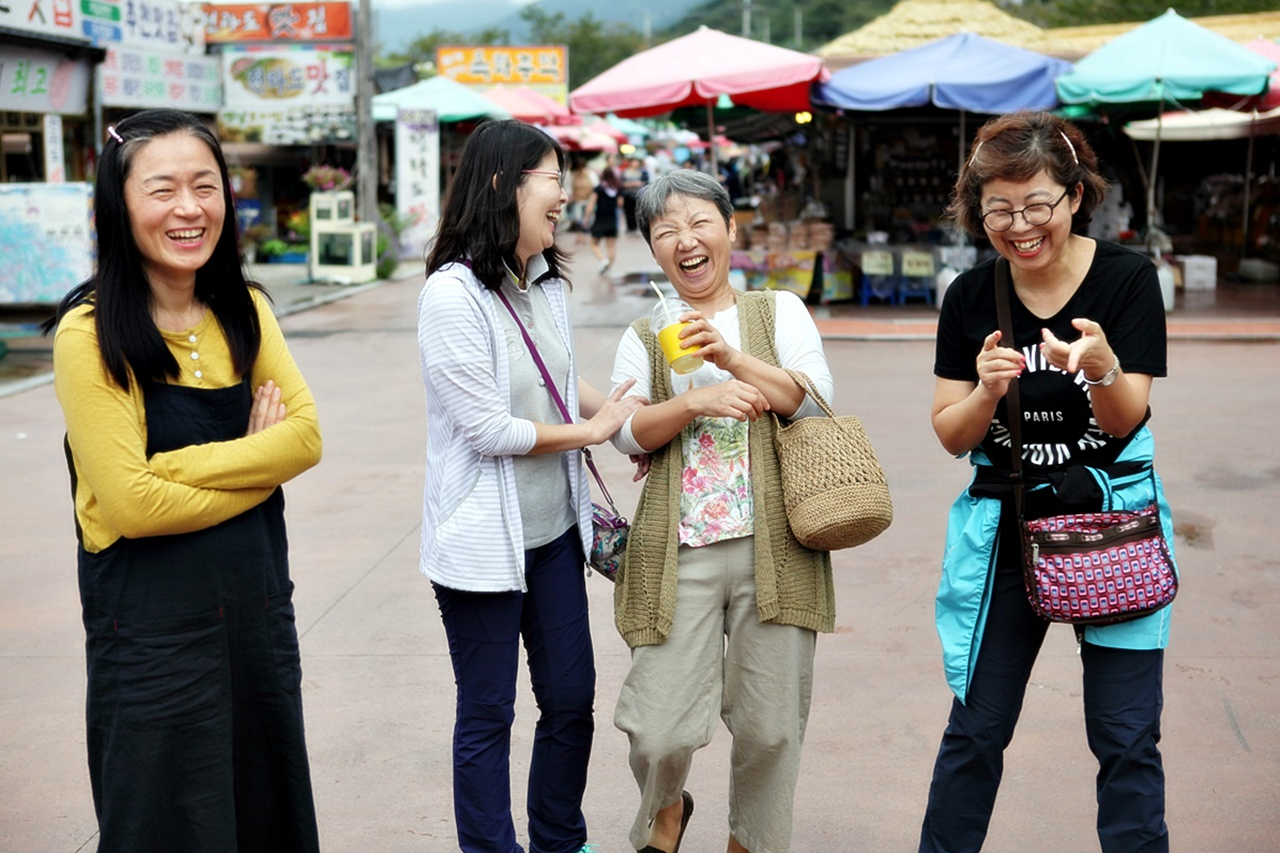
[608,169,837,853]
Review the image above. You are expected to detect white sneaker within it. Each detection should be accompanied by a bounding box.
[598,259,612,274]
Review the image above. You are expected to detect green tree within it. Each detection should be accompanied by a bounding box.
[383,26,512,73]
[659,0,895,51]
[518,6,646,91]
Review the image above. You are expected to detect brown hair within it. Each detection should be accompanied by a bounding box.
[947,111,1108,238]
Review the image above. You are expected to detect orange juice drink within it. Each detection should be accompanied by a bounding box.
[650,298,704,375]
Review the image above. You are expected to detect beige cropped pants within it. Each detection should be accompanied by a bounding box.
[614,535,817,853]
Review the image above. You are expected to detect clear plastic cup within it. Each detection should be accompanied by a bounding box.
[650,298,704,375]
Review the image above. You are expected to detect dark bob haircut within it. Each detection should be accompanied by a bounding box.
[44,108,262,391]
[425,120,568,290]
[948,111,1109,238]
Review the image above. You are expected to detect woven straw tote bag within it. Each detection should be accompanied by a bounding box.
[771,370,893,551]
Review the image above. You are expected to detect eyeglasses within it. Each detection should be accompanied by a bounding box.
[981,189,1071,233]
[521,169,563,184]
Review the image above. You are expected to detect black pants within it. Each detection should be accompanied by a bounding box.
[919,532,1168,853]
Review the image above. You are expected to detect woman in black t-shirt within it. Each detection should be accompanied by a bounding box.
[920,112,1176,853]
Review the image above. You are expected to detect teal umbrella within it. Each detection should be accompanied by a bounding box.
[1056,9,1275,233]
[372,76,511,123]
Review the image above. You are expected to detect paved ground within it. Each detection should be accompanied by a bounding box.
[2,234,1278,851]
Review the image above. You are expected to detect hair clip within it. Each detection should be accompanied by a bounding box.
[107,126,124,144]
[967,140,983,167]
[1059,130,1078,165]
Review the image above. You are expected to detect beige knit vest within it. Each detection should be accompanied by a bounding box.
[613,289,835,648]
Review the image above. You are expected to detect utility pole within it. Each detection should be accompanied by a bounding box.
[794,7,802,49]
[355,0,377,226]
[742,0,751,38]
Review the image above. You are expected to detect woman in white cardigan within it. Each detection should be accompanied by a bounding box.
[417,120,643,853]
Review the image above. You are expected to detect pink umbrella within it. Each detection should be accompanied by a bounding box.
[544,124,619,153]
[569,26,828,167]
[570,26,826,116]
[510,86,579,125]
[585,119,627,143]
[484,87,577,125]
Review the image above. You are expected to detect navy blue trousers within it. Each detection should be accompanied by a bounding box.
[433,527,595,853]
[919,532,1168,853]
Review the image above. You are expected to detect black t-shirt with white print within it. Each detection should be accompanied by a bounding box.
[934,240,1167,474]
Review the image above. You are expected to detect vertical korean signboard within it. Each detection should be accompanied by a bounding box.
[394,109,439,259]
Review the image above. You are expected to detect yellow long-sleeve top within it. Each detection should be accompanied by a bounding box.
[53,289,322,553]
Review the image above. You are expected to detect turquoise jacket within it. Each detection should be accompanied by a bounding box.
[936,426,1177,703]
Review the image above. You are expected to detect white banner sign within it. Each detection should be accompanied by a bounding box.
[0,0,85,42]
[0,45,93,114]
[0,183,95,305]
[218,44,355,144]
[101,46,222,110]
[394,108,439,260]
[220,43,354,107]
[80,0,206,54]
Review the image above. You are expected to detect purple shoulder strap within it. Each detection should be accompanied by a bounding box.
[494,288,619,511]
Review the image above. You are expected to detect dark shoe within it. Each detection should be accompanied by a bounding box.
[637,790,694,853]
[673,790,694,853]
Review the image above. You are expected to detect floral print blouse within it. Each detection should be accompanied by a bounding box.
[679,415,753,546]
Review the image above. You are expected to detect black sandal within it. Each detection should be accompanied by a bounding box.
[637,790,694,853]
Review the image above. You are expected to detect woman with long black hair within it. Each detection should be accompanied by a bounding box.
[417,119,643,853]
[46,108,322,851]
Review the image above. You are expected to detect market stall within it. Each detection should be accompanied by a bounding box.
[811,32,1071,305]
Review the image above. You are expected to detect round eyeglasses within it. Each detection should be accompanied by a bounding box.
[981,189,1071,233]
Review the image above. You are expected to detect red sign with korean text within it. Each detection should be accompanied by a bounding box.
[202,2,351,42]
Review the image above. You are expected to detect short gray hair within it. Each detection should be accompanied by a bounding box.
[635,170,734,247]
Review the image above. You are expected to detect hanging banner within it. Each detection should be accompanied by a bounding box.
[202,2,352,43]
[394,108,439,260]
[101,46,222,110]
[43,114,65,183]
[0,44,93,115]
[218,43,355,144]
[435,45,566,87]
[81,0,206,54]
[0,183,95,305]
[0,0,85,42]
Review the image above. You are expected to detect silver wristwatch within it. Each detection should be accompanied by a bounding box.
[1083,356,1120,387]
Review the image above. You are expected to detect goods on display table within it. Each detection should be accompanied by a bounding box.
[730,216,856,303]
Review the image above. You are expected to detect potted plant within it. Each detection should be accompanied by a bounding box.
[301,165,353,192]
[240,223,272,263]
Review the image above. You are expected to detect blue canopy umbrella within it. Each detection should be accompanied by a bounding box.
[811,31,1072,229]
[812,31,1071,115]
[1056,9,1276,234]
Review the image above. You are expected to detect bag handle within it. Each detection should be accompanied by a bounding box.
[993,257,1027,524]
[493,288,620,515]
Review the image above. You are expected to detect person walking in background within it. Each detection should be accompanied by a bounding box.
[45,108,323,851]
[920,111,1176,853]
[621,156,650,234]
[417,120,645,853]
[586,166,622,275]
[607,170,836,853]
[567,154,598,243]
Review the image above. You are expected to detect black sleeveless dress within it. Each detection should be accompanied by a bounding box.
[74,377,319,852]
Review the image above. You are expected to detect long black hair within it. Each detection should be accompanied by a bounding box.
[43,108,263,391]
[425,120,568,290]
